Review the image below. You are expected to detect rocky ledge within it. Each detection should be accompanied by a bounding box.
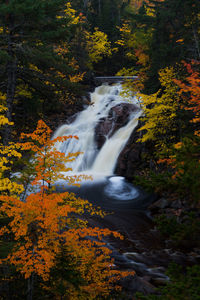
[95,102,138,149]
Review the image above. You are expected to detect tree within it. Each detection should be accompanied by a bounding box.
[145,0,200,92]
[86,28,112,64]
[0,120,134,300]
[137,62,200,202]
[0,94,23,195]
[138,66,180,154]
[0,0,83,142]
[175,62,200,137]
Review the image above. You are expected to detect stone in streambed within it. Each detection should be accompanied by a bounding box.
[170,199,182,209]
[149,198,170,212]
[151,277,169,285]
[120,274,155,295]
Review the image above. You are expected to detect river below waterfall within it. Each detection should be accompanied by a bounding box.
[53,83,195,296]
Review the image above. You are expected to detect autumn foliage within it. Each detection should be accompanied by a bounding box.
[175,61,200,137]
[138,66,179,152]
[137,61,200,203]
[0,120,134,298]
[0,97,23,195]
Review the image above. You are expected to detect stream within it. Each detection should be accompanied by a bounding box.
[53,83,196,296]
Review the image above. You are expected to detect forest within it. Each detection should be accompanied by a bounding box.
[0,0,200,299]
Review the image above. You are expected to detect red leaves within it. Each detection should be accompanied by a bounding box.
[174,61,200,136]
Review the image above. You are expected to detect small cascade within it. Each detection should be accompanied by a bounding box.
[53,84,171,290]
[91,109,142,175]
[53,83,141,178]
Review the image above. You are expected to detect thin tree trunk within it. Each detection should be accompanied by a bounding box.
[193,26,200,60]
[98,0,101,15]
[4,14,17,145]
[27,273,34,300]
[83,0,88,8]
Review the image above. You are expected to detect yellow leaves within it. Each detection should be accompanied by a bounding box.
[138,66,179,150]
[29,64,42,73]
[86,28,112,63]
[68,57,79,70]
[145,6,155,17]
[119,23,131,34]
[54,44,69,57]
[15,85,32,98]
[116,23,152,67]
[0,178,24,195]
[69,72,85,83]
[116,23,132,48]
[0,115,12,127]
[159,67,177,87]
[63,2,79,25]
[57,2,80,25]
[0,103,23,195]
[0,97,13,128]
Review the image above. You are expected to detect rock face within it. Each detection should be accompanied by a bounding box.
[95,103,138,149]
[94,102,144,178]
[115,124,143,178]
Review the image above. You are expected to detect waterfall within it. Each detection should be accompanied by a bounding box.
[53,83,142,179]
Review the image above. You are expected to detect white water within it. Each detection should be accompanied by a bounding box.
[53,83,142,180]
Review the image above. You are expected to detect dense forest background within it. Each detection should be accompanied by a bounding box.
[0,0,200,299]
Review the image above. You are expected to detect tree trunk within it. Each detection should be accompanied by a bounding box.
[193,26,200,60]
[4,14,17,145]
[27,274,34,300]
[98,0,101,15]
[83,0,89,8]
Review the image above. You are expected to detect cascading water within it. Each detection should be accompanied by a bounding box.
[53,83,142,178]
[53,82,142,201]
[53,83,170,287]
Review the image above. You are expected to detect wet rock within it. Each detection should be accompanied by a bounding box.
[95,103,138,149]
[143,275,151,282]
[165,240,175,249]
[82,95,91,106]
[149,198,170,212]
[147,267,166,277]
[170,199,182,209]
[120,274,155,295]
[115,126,143,178]
[151,277,169,285]
[66,112,79,124]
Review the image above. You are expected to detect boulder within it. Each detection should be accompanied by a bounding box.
[95,103,138,149]
[120,274,155,295]
[114,121,144,178]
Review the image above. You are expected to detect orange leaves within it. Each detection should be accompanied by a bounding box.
[174,61,200,136]
[0,119,135,294]
[0,191,76,280]
[0,190,129,285]
[20,120,81,188]
[58,229,133,298]
[174,142,183,150]
[176,38,184,43]
[20,120,52,146]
